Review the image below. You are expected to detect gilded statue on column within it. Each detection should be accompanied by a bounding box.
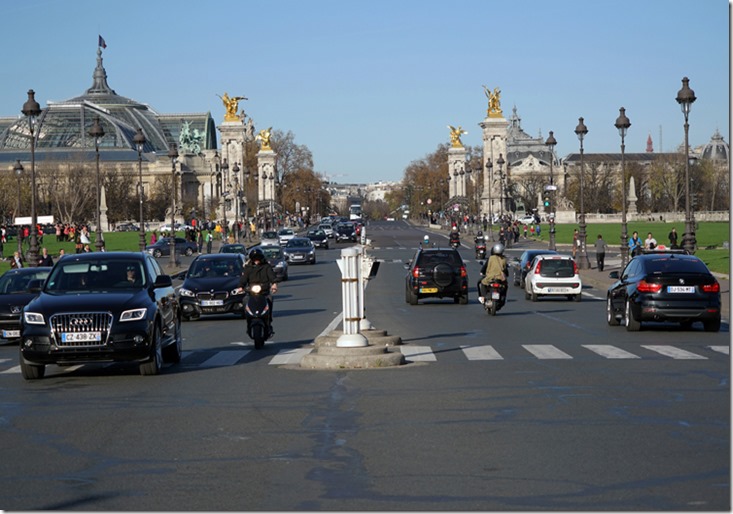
[218,92,248,122]
[482,85,503,118]
[257,127,273,151]
[447,125,467,148]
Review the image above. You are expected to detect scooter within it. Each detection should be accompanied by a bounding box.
[244,284,272,349]
[475,242,487,259]
[482,280,507,316]
[449,235,461,249]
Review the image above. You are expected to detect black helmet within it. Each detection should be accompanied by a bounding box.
[249,249,265,262]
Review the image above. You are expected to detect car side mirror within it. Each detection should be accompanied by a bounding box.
[27,279,44,293]
[608,271,619,280]
[154,275,173,288]
[171,270,187,280]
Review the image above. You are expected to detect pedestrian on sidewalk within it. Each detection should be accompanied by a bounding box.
[594,234,608,271]
[668,227,678,249]
[628,231,642,257]
[572,229,579,258]
[205,230,213,253]
[644,232,657,250]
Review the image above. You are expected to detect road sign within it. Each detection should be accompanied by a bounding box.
[544,185,558,191]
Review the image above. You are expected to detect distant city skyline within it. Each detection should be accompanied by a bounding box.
[1,0,729,183]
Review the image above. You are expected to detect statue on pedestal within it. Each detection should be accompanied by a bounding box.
[257,127,272,151]
[447,125,467,148]
[483,85,503,118]
[218,92,247,122]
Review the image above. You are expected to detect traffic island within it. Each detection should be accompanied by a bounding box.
[302,328,404,369]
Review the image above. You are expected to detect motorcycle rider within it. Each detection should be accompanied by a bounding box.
[449,226,461,247]
[237,248,278,335]
[478,243,508,304]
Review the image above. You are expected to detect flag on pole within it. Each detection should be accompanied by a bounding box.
[98,35,107,49]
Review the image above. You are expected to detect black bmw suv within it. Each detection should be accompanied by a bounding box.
[19,252,182,379]
[405,247,469,305]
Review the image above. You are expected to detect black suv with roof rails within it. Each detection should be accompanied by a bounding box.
[405,246,469,305]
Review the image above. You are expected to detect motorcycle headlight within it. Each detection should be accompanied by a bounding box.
[250,284,263,294]
[179,288,196,297]
[120,308,147,322]
[24,312,45,325]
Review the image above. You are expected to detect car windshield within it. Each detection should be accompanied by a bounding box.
[418,251,462,266]
[645,257,710,275]
[287,239,311,248]
[45,260,147,292]
[261,248,283,259]
[262,232,278,239]
[0,270,50,294]
[539,259,575,277]
[308,230,325,237]
[188,259,242,278]
[279,229,294,236]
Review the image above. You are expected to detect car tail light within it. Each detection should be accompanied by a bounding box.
[412,267,421,278]
[702,282,720,293]
[637,280,662,293]
[460,266,467,278]
[572,261,578,274]
[534,261,542,274]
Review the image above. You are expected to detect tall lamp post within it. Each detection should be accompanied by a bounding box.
[574,117,591,269]
[168,144,179,267]
[614,107,631,266]
[496,154,505,218]
[88,117,105,252]
[232,162,240,241]
[13,160,24,258]
[486,160,493,241]
[545,131,557,250]
[21,90,41,266]
[134,128,147,251]
[220,158,229,239]
[676,76,697,254]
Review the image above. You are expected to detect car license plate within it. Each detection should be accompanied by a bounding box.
[61,332,101,343]
[2,330,19,338]
[201,300,224,306]
[420,287,438,293]
[491,292,500,299]
[668,286,695,293]
[546,288,570,293]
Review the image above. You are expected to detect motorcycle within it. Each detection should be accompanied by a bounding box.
[244,284,272,349]
[449,236,461,249]
[482,280,507,316]
[475,242,487,259]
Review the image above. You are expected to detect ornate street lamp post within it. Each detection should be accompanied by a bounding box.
[220,158,229,239]
[545,130,557,250]
[574,117,591,269]
[13,160,23,258]
[134,128,147,251]
[486,160,493,241]
[168,144,179,267]
[232,162,240,241]
[21,90,41,266]
[676,76,697,254]
[496,153,505,219]
[614,107,631,266]
[88,117,105,252]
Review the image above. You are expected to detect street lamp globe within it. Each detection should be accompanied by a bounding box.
[614,107,631,266]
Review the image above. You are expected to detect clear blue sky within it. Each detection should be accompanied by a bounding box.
[1,0,729,184]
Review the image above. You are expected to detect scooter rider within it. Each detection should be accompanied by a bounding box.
[474,230,485,245]
[449,226,461,247]
[237,248,278,329]
[478,243,508,304]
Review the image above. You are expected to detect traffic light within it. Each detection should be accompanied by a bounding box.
[543,192,551,212]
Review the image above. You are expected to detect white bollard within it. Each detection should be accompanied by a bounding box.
[336,247,368,347]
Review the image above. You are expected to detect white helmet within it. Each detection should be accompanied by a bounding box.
[423,235,429,243]
[491,243,505,256]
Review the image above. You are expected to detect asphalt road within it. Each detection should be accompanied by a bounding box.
[0,220,728,510]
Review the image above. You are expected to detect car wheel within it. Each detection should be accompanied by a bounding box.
[153,249,162,258]
[407,288,418,305]
[459,294,468,305]
[185,247,193,256]
[524,290,531,300]
[513,271,520,287]
[140,324,163,375]
[531,292,538,302]
[573,293,582,302]
[607,296,620,326]
[20,352,45,380]
[162,316,182,364]
[625,299,641,331]
[703,317,721,332]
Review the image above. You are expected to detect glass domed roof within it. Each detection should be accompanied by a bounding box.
[701,130,729,162]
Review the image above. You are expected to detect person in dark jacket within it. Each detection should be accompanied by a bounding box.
[238,248,278,327]
[38,247,54,267]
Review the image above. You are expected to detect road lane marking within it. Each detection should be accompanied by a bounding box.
[461,345,503,360]
[582,344,640,359]
[199,350,250,367]
[641,345,707,359]
[708,345,729,355]
[269,348,312,365]
[523,344,573,359]
[400,345,437,361]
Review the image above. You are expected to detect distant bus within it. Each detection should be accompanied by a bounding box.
[349,203,362,220]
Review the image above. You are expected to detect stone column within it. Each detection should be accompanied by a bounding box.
[478,116,508,219]
[448,147,467,199]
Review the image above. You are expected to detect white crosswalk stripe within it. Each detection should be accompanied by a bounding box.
[708,345,729,355]
[399,345,437,361]
[582,345,641,359]
[641,345,707,359]
[461,345,503,360]
[199,350,250,367]
[523,344,573,359]
[269,348,312,365]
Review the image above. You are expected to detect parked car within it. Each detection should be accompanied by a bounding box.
[219,243,247,254]
[145,237,198,258]
[524,255,582,302]
[248,244,288,281]
[19,252,182,379]
[260,230,280,246]
[115,222,140,232]
[282,237,316,264]
[278,228,296,246]
[516,214,537,225]
[178,253,247,321]
[0,267,52,344]
[335,222,357,243]
[159,222,195,233]
[306,228,329,249]
[511,249,559,287]
[606,250,721,332]
[405,247,468,305]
